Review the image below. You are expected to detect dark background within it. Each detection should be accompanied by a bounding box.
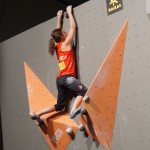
[0,0,89,42]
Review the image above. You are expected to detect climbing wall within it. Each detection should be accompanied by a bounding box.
[1,0,150,150]
[81,20,128,150]
[24,62,78,150]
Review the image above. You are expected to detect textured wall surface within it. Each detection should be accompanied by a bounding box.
[0,0,150,150]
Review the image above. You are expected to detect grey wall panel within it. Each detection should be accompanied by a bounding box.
[0,112,3,150]
[146,0,150,14]
[109,0,150,150]
[1,0,150,150]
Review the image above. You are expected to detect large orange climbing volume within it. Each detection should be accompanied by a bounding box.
[80,20,128,150]
[24,62,78,150]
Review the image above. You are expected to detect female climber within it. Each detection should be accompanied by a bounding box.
[31,6,87,124]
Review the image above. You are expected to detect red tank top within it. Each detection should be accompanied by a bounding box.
[56,43,76,77]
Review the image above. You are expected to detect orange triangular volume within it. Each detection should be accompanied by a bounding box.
[24,62,56,113]
[81,20,128,150]
[24,62,78,150]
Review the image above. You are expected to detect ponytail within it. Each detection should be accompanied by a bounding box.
[49,28,62,56]
[48,38,56,56]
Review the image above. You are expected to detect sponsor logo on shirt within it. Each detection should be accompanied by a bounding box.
[59,55,67,61]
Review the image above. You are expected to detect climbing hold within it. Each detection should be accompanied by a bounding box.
[83,95,89,102]
[78,124,85,131]
[64,12,69,18]
[66,127,73,135]
[80,108,87,115]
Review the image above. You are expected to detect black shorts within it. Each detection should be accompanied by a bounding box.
[54,75,87,111]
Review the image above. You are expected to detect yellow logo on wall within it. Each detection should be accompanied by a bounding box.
[106,0,123,15]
